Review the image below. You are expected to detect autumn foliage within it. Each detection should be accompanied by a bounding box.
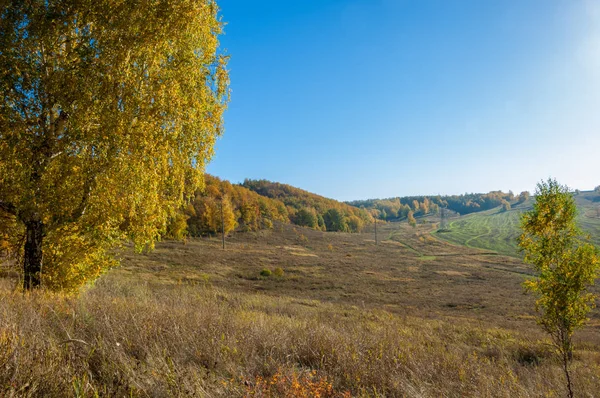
[0,0,229,291]
[245,370,351,398]
[242,179,373,232]
[350,190,520,220]
[166,176,375,237]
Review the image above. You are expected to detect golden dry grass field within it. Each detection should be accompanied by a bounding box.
[1,221,600,397]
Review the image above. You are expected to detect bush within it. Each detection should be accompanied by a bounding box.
[273,267,284,277]
[246,369,348,397]
[260,268,272,277]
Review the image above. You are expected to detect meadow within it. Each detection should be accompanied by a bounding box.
[434,191,600,257]
[1,220,600,397]
[3,2,598,397]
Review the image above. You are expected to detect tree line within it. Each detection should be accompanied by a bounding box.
[163,176,375,238]
[242,179,374,232]
[349,190,531,219]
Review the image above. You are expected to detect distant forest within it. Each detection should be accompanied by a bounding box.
[349,190,530,221]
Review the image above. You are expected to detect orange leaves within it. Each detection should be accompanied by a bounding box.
[245,369,351,398]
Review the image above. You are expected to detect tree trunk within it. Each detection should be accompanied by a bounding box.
[563,349,574,398]
[23,220,43,289]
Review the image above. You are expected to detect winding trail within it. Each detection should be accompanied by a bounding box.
[464,223,492,249]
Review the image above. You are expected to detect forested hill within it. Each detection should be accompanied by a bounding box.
[167,175,289,238]
[165,176,374,238]
[348,191,530,221]
[241,179,373,232]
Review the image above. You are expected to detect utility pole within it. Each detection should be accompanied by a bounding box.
[220,197,225,250]
[375,216,378,245]
[440,206,448,231]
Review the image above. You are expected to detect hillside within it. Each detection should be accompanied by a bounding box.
[167,176,374,238]
[178,180,600,258]
[433,190,600,257]
[575,190,600,241]
[241,179,373,232]
[349,190,523,221]
[179,175,290,237]
[3,176,600,395]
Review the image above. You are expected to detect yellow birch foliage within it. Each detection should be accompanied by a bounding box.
[519,179,599,357]
[0,0,229,291]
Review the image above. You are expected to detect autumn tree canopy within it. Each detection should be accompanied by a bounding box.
[0,0,229,291]
[242,179,372,232]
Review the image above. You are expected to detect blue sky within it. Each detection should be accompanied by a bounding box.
[206,0,600,201]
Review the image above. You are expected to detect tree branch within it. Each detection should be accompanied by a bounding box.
[50,174,96,228]
[70,175,95,220]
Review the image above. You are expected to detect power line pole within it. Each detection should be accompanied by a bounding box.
[220,197,225,250]
[375,216,378,245]
[440,206,448,231]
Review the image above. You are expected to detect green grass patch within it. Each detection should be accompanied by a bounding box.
[434,194,600,257]
[418,256,437,261]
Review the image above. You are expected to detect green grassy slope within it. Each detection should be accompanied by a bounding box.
[434,191,600,257]
[575,192,600,241]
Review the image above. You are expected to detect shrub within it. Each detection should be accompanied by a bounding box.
[246,369,350,397]
[272,267,284,277]
[260,268,272,277]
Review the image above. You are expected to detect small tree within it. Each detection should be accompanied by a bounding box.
[517,191,531,204]
[294,207,318,229]
[346,215,364,233]
[412,200,420,212]
[323,208,348,232]
[316,213,326,231]
[407,211,417,227]
[421,198,430,214]
[214,197,237,235]
[519,178,599,398]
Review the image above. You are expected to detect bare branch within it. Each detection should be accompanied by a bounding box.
[49,151,63,160]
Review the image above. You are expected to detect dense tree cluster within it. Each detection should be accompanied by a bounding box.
[165,176,374,237]
[350,190,518,219]
[242,179,373,232]
[348,197,438,221]
[166,175,289,237]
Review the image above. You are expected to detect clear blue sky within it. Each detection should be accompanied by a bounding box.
[206,0,600,201]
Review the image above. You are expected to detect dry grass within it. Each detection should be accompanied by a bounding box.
[1,275,600,397]
[1,221,600,397]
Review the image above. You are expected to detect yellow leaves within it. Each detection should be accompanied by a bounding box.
[2,0,229,291]
[519,178,600,356]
